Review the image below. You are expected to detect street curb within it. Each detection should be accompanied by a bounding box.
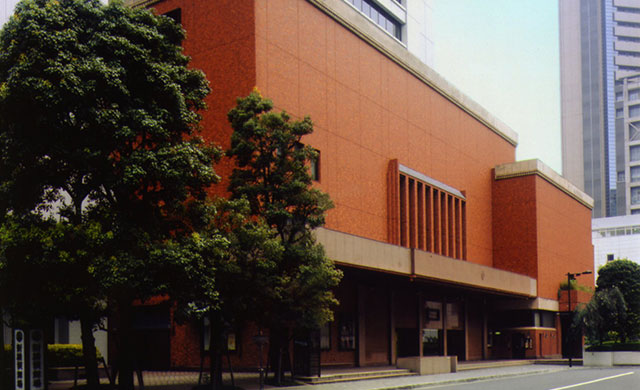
[362,367,569,390]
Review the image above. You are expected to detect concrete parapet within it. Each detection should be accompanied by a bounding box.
[397,356,458,375]
[582,351,640,366]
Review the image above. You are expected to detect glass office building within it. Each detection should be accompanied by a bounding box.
[560,0,640,217]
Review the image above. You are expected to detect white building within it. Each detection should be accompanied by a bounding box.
[592,214,640,276]
[342,0,434,67]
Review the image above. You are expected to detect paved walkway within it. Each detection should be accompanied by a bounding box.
[49,363,570,390]
[285,365,567,390]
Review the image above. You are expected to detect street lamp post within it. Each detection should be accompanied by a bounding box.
[566,270,592,368]
[253,331,268,390]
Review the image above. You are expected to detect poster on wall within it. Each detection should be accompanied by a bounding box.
[338,315,355,350]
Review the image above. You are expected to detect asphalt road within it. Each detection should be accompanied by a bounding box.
[420,367,640,390]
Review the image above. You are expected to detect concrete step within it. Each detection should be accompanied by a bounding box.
[297,368,417,384]
[457,359,535,371]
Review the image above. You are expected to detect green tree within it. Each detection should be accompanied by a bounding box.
[169,198,283,390]
[0,215,109,385]
[574,286,628,345]
[0,1,216,389]
[596,259,640,342]
[227,91,342,383]
[0,209,112,388]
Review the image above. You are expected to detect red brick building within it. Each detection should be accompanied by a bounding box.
[124,0,595,369]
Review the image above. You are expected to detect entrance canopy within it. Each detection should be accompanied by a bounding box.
[315,227,537,298]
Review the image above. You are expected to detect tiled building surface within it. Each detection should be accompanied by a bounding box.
[121,0,595,369]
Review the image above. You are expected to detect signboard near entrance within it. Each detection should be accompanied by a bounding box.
[14,330,24,390]
[13,329,44,390]
[29,330,44,390]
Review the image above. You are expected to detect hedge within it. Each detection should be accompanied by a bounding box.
[586,342,640,352]
[3,344,103,367]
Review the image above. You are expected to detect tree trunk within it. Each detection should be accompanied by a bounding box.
[80,315,100,390]
[208,312,224,390]
[0,307,5,389]
[269,327,289,385]
[117,304,135,390]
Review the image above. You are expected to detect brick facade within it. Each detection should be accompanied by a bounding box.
[122,0,595,369]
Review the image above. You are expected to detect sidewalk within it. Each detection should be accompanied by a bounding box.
[49,363,569,390]
[284,364,568,390]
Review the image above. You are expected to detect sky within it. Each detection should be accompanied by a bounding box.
[0,0,562,173]
[0,0,19,27]
[431,0,561,172]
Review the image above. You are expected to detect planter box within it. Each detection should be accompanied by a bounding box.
[613,351,640,365]
[583,351,640,366]
[583,351,613,366]
[558,290,592,312]
[397,356,457,375]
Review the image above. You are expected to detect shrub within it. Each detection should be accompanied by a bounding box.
[574,287,628,345]
[4,344,102,367]
[557,279,594,299]
[586,342,640,352]
[47,344,102,367]
[3,344,9,363]
[596,259,640,341]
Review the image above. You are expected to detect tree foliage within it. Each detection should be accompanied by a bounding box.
[227,90,332,245]
[0,1,217,389]
[168,198,283,390]
[574,286,628,345]
[0,215,108,324]
[596,259,640,341]
[227,91,342,381]
[227,90,341,329]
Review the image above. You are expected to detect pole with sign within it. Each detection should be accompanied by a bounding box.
[13,329,45,390]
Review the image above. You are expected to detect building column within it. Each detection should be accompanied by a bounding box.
[417,292,423,357]
[357,284,366,367]
[442,298,448,356]
[389,289,396,365]
[464,301,469,361]
[482,303,488,360]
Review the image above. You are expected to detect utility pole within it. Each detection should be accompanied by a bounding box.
[566,270,592,368]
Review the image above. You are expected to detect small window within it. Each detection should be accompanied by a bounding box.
[616,91,624,101]
[202,318,239,353]
[338,314,356,351]
[347,0,402,40]
[617,108,624,118]
[310,149,320,181]
[630,105,640,118]
[320,322,331,350]
[632,187,640,205]
[632,166,640,183]
[607,254,615,262]
[630,89,640,101]
[203,317,210,351]
[630,122,640,141]
[227,332,238,352]
[539,311,555,328]
[631,145,640,162]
